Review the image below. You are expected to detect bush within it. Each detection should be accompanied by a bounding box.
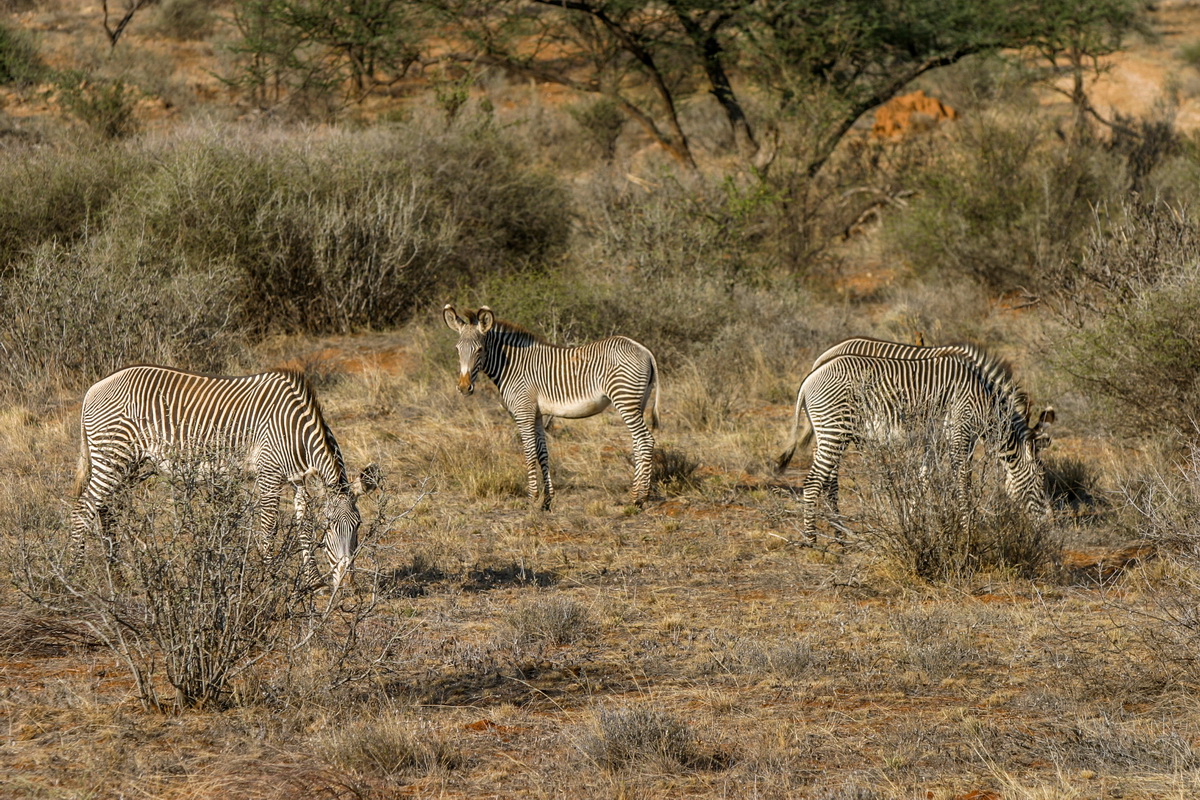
[852,403,1059,582]
[568,97,626,160]
[580,706,705,773]
[0,142,139,273]
[0,22,42,85]
[152,0,215,40]
[55,71,140,140]
[505,595,595,647]
[0,239,246,403]
[14,452,317,711]
[322,717,462,781]
[884,110,1125,291]
[1054,201,1200,438]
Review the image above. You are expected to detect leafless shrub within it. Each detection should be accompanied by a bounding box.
[852,398,1059,582]
[889,607,987,680]
[505,594,595,648]
[11,449,365,711]
[579,706,707,773]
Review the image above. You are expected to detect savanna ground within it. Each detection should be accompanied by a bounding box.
[6,1,1200,798]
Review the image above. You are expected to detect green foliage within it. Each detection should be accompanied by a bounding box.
[1181,40,1200,71]
[0,22,41,85]
[54,71,140,140]
[1055,202,1200,438]
[568,97,626,160]
[226,0,421,112]
[884,113,1126,290]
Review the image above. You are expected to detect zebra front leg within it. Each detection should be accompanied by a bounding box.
[292,483,320,582]
[618,404,655,505]
[255,473,285,563]
[516,413,553,510]
[70,450,132,569]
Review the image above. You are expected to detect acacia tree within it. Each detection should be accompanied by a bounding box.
[430,0,1142,174]
[226,0,422,109]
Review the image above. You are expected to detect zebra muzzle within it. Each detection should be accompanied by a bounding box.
[457,375,474,395]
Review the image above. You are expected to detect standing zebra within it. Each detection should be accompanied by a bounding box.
[71,365,377,589]
[443,305,659,510]
[776,351,1053,538]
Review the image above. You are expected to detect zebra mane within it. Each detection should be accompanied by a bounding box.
[271,369,350,485]
[947,343,1032,419]
[489,318,553,346]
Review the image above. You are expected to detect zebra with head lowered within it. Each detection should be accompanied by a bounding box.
[782,337,1055,470]
[776,347,1053,539]
[71,365,378,590]
[444,305,659,510]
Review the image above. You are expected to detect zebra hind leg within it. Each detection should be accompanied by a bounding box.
[617,402,655,505]
[801,441,845,543]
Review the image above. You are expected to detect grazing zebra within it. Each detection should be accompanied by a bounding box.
[71,365,377,589]
[443,305,659,510]
[776,351,1053,538]
[782,337,1053,471]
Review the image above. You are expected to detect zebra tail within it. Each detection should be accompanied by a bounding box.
[648,351,661,431]
[73,427,91,498]
[775,389,812,473]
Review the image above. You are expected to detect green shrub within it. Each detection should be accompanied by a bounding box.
[0,22,41,85]
[1055,202,1200,438]
[568,97,626,160]
[884,112,1125,291]
[55,72,140,140]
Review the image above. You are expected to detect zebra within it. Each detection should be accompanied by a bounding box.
[781,337,1054,471]
[443,305,659,510]
[71,365,378,590]
[776,351,1053,538]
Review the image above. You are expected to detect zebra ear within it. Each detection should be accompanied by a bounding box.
[443,304,465,332]
[1031,406,1055,451]
[1037,406,1057,427]
[477,307,495,334]
[352,463,381,496]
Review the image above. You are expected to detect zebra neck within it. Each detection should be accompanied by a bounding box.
[483,329,548,388]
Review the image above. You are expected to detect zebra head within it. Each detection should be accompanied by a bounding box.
[443,304,495,396]
[1003,407,1055,515]
[321,464,380,590]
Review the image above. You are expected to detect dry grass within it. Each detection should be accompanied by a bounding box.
[1,318,1194,799]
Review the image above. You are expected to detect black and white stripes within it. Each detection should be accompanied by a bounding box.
[778,342,1053,538]
[71,365,375,589]
[444,305,659,509]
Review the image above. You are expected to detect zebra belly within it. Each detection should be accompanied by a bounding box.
[538,395,611,418]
